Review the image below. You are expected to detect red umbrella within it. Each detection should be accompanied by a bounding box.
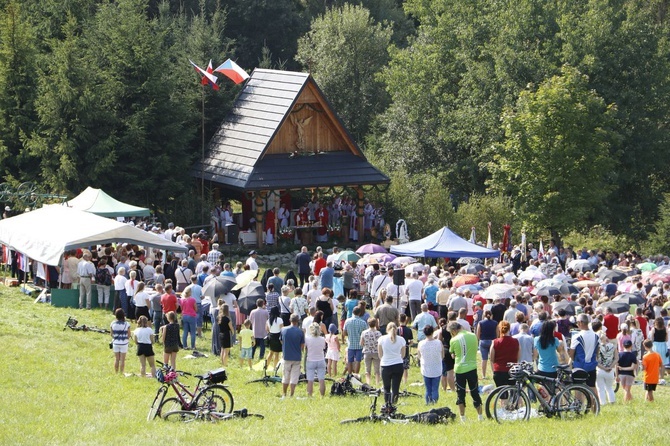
[453,274,480,287]
[356,243,387,254]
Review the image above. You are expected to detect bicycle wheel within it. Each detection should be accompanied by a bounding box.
[163,410,198,423]
[247,378,276,386]
[492,386,531,423]
[553,385,600,419]
[158,397,183,417]
[147,387,168,421]
[194,385,234,414]
[484,386,507,419]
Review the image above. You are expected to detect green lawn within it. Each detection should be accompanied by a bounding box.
[1,285,668,446]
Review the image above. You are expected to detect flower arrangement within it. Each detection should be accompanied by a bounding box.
[279,227,294,240]
[328,224,341,237]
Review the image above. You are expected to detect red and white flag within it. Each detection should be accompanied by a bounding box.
[201,59,220,90]
[189,59,219,88]
[214,58,249,84]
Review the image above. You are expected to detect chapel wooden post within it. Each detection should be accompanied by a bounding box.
[255,191,266,246]
[357,187,365,243]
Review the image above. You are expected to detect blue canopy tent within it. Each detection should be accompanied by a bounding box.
[390,227,500,259]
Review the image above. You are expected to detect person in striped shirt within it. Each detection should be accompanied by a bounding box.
[111,309,131,374]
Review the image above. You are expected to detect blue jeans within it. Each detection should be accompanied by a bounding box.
[182,315,196,349]
[152,310,163,338]
[423,375,440,404]
[253,337,266,359]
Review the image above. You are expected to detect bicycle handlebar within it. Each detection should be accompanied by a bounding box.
[156,360,191,376]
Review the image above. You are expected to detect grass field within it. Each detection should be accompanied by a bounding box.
[1,285,669,446]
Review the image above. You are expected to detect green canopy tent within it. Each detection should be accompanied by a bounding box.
[66,187,150,217]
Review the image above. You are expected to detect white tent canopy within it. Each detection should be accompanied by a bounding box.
[0,205,186,266]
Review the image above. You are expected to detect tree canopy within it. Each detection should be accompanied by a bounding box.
[0,0,669,243]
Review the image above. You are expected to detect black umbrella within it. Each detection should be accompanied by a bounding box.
[596,269,627,283]
[202,275,237,298]
[600,300,630,314]
[552,300,579,316]
[558,283,579,296]
[534,287,561,297]
[462,263,487,274]
[238,282,265,315]
[612,293,646,306]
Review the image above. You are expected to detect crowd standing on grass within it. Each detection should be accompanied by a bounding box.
[14,225,670,417]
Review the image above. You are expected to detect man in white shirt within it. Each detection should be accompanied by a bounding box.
[405,272,424,320]
[175,259,193,292]
[77,252,96,309]
[195,254,212,275]
[456,308,471,332]
[370,267,393,307]
[246,250,259,270]
[278,203,289,228]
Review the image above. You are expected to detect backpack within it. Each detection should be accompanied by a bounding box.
[95,267,112,286]
[330,380,347,396]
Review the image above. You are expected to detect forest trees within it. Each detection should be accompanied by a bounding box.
[296,4,392,142]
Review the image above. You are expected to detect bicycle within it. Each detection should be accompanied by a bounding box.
[487,363,599,423]
[340,389,455,425]
[163,407,264,423]
[147,362,234,421]
[485,362,592,419]
[64,316,110,334]
[246,360,335,387]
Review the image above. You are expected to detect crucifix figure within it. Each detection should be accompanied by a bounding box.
[291,114,312,150]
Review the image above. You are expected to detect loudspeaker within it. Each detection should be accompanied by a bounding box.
[226,224,239,244]
[393,269,405,286]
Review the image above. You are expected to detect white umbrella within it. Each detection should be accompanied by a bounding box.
[518,269,546,282]
[405,262,425,273]
[232,270,259,291]
[482,284,518,300]
[390,256,416,266]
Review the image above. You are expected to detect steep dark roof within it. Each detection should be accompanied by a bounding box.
[247,152,389,191]
[193,69,389,191]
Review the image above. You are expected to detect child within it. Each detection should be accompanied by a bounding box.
[160,311,180,370]
[239,320,255,370]
[325,324,341,377]
[133,315,156,378]
[398,314,414,388]
[641,339,663,402]
[616,339,637,403]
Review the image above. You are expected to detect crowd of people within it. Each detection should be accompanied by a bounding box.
[36,230,669,418]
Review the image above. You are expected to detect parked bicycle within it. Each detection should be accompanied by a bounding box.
[147,362,234,421]
[64,316,110,334]
[340,389,455,425]
[246,360,335,387]
[163,407,264,423]
[486,362,599,423]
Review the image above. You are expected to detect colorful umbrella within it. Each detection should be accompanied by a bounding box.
[336,250,361,263]
[637,262,658,272]
[574,280,599,289]
[356,243,387,254]
[457,284,483,294]
[369,253,396,264]
[453,274,480,287]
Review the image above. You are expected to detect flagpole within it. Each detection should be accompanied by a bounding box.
[201,84,205,216]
